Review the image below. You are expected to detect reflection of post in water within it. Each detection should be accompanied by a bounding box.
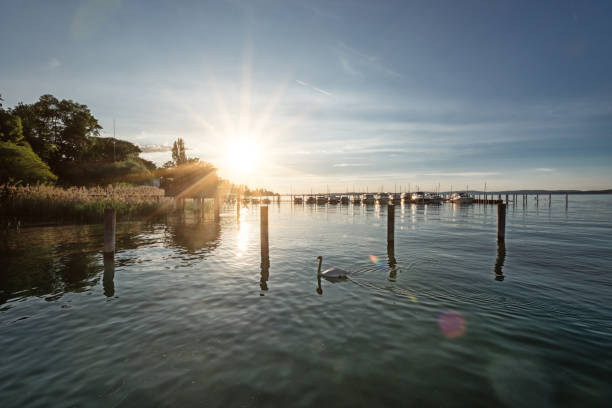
[494,241,506,281]
[387,241,398,281]
[260,256,270,292]
[103,253,115,297]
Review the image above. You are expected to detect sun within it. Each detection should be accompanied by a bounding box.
[224,137,261,174]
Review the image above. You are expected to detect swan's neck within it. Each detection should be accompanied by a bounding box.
[317,258,322,276]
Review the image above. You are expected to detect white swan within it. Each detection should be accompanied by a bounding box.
[317,256,349,279]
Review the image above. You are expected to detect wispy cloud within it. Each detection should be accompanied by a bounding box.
[47,58,61,70]
[333,163,365,167]
[140,144,172,153]
[295,79,332,96]
[534,168,556,172]
[335,42,401,78]
[422,172,501,177]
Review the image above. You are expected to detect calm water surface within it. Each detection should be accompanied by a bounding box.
[1,195,611,407]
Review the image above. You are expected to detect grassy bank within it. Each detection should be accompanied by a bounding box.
[1,185,173,226]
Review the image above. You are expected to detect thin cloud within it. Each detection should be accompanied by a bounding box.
[422,172,501,177]
[335,42,401,78]
[534,168,556,172]
[333,163,365,167]
[295,79,332,96]
[140,144,172,153]
[47,58,61,70]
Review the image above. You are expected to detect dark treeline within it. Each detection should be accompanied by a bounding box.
[1,93,274,198]
[1,93,155,186]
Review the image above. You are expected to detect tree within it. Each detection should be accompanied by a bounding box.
[82,137,141,162]
[0,141,57,185]
[158,161,218,198]
[12,94,102,170]
[172,138,188,166]
[59,157,153,186]
[0,109,24,144]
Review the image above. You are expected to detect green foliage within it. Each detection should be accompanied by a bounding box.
[0,141,58,185]
[170,137,199,166]
[82,136,141,162]
[58,158,154,186]
[5,93,157,186]
[158,161,218,197]
[139,157,157,171]
[12,94,102,169]
[0,109,24,143]
[172,138,188,165]
[0,185,170,225]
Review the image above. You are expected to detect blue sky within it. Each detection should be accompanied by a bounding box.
[1,0,611,192]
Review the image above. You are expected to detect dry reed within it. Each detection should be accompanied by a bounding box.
[1,185,173,225]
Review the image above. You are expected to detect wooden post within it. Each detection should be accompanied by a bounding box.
[237,192,241,219]
[104,208,116,254]
[387,204,395,243]
[214,192,221,221]
[497,203,506,243]
[549,193,551,207]
[260,206,269,261]
[536,193,539,207]
[565,192,568,208]
[505,194,508,204]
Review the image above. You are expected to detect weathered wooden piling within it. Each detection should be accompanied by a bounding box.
[104,208,116,254]
[214,193,221,220]
[565,192,568,208]
[549,193,552,208]
[505,194,509,204]
[497,203,506,243]
[536,193,539,207]
[387,204,395,243]
[260,206,269,259]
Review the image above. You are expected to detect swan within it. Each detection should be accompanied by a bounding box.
[317,256,349,279]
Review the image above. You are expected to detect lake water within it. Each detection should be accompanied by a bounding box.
[1,195,611,407]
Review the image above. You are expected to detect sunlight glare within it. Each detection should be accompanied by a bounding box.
[225,137,261,174]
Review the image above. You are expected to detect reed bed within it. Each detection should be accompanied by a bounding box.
[1,185,173,226]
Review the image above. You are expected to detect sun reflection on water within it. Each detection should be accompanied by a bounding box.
[236,222,250,257]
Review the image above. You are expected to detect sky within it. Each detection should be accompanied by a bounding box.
[1,0,611,192]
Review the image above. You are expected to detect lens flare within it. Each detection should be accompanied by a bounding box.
[396,288,418,303]
[438,310,466,338]
[369,255,380,265]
